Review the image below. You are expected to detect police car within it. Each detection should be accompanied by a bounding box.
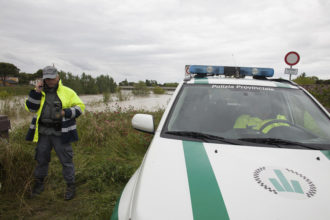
[111,65,330,220]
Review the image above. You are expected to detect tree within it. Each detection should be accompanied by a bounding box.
[34,69,43,79]
[96,74,117,93]
[18,72,33,85]
[293,72,318,85]
[119,79,129,86]
[81,72,98,94]
[145,79,158,86]
[0,62,20,86]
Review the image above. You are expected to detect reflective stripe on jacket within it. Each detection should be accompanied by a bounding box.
[25,80,85,143]
[233,114,289,134]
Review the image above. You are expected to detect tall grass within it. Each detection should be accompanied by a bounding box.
[102,92,111,103]
[0,108,164,219]
[115,89,131,101]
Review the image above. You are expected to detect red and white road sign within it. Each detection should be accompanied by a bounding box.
[284,51,300,66]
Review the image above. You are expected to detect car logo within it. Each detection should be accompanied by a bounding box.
[253,166,316,199]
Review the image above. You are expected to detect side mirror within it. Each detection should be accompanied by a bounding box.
[132,114,154,134]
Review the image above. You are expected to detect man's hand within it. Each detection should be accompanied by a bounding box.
[61,110,65,117]
[35,80,43,93]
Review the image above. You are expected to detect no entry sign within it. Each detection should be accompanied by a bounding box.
[285,51,300,66]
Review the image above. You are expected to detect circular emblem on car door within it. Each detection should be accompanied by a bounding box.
[253,166,316,200]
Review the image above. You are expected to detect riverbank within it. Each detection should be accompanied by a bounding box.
[0,91,171,219]
[0,109,164,219]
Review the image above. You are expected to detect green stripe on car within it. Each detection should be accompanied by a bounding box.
[183,141,229,220]
[322,151,330,160]
[110,193,122,220]
[194,78,208,84]
[274,82,292,88]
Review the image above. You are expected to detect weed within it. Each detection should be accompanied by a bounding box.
[115,90,131,101]
[103,92,111,103]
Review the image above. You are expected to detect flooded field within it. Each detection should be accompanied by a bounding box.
[1,91,174,129]
[82,90,173,112]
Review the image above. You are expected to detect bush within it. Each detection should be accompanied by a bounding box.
[153,86,165,94]
[0,90,10,99]
[132,81,149,96]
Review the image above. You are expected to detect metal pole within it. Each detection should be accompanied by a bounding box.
[289,65,292,81]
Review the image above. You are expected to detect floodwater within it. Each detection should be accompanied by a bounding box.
[82,90,173,112]
[2,91,174,128]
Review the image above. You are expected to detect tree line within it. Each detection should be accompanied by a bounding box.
[0,62,178,95]
[293,72,330,85]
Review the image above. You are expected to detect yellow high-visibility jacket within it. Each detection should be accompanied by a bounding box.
[25,80,85,143]
[234,114,289,134]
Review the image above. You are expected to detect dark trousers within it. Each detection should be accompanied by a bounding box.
[34,134,75,184]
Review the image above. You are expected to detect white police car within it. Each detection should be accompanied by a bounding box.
[111,65,330,220]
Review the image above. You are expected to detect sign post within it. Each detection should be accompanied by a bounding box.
[284,51,300,80]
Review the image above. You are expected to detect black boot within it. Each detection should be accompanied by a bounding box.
[30,178,44,198]
[64,183,75,200]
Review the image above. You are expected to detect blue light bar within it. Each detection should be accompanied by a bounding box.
[189,65,224,75]
[240,67,274,77]
[187,65,274,77]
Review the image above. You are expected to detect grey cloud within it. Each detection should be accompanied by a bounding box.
[1,0,330,82]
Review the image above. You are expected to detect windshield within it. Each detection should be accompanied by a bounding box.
[163,84,330,148]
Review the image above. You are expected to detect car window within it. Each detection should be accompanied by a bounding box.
[164,84,330,146]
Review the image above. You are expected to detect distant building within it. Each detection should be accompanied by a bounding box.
[0,77,19,86]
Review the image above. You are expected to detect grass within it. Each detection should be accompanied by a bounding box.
[0,85,33,97]
[0,108,164,219]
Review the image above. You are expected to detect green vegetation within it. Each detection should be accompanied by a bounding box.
[0,90,9,99]
[103,92,111,103]
[304,85,330,108]
[293,72,318,85]
[0,85,33,97]
[119,79,178,88]
[115,88,131,101]
[293,73,330,108]
[153,86,165,94]
[132,81,149,96]
[1,62,180,97]
[0,62,20,86]
[162,82,179,87]
[59,72,117,95]
[0,108,164,219]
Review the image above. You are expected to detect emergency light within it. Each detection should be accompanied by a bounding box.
[186,65,274,78]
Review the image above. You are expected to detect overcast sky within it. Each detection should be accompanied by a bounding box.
[1,0,330,83]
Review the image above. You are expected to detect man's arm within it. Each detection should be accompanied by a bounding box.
[25,80,43,113]
[62,92,85,119]
[25,90,42,113]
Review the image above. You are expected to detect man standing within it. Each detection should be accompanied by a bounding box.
[25,66,85,200]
